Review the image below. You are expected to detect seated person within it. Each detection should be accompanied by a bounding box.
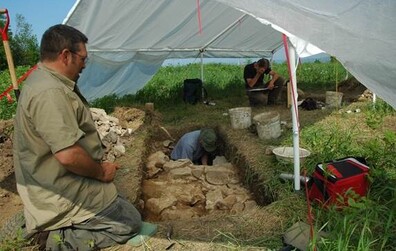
[171,128,217,165]
[243,58,285,106]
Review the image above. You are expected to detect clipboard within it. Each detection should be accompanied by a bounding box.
[247,87,269,92]
[247,86,278,92]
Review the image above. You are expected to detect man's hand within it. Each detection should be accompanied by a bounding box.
[247,67,266,88]
[266,70,279,90]
[55,143,121,182]
[257,67,265,75]
[201,153,209,165]
[100,162,120,182]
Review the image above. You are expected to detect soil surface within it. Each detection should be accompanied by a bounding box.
[0,79,378,250]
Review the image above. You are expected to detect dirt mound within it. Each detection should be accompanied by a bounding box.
[337,77,368,102]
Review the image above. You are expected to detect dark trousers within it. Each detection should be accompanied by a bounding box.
[247,76,285,106]
[45,196,142,251]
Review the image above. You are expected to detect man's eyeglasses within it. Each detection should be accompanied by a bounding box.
[70,51,88,64]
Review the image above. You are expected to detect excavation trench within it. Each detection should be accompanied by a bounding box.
[141,130,277,221]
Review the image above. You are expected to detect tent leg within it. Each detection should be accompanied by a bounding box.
[200,52,205,100]
[287,81,292,108]
[283,34,301,191]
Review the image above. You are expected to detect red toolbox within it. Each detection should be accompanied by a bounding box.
[308,157,370,206]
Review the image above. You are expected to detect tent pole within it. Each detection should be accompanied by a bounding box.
[201,14,247,51]
[200,51,205,99]
[283,35,301,191]
[290,45,301,191]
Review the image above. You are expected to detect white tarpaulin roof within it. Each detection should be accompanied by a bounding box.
[64,0,284,100]
[64,0,396,109]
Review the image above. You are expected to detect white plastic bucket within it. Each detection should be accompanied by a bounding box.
[325,91,343,108]
[253,112,281,140]
[229,107,252,129]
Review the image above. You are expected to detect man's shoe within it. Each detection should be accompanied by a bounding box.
[127,221,158,247]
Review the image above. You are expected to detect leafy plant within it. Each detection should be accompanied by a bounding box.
[0,229,29,251]
[365,99,395,129]
[0,66,31,120]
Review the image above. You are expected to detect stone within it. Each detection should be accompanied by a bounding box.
[190,166,205,180]
[205,188,223,210]
[142,156,257,220]
[142,180,168,198]
[216,195,237,210]
[265,145,277,155]
[161,207,197,220]
[175,184,205,206]
[230,202,245,214]
[113,143,126,157]
[169,167,192,179]
[212,156,229,165]
[145,196,178,215]
[148,151,169,165]
[205,165,239,185]
[163,159,192,171]
[244,200,258,211]
[103,130,118,144]
[162,139,173,147]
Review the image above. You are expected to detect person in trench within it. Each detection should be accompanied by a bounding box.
[171,128,217,165]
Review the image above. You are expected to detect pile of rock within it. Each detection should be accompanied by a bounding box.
[142,151,257,221]
[90,108,133,162]
[358,89,373,102]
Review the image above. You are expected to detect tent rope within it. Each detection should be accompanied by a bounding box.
[196,0,202,34]
[304,169,317,251]
[0,64,38,102]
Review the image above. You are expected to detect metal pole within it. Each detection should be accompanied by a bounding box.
[200,51,205,99]
[289,44,301,191]
[283,34,301,191]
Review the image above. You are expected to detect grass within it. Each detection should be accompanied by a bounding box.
[296,100,396,251]
[1,61,395,250]
[0,61,345,119]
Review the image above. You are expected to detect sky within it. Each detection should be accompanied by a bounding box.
[2,0,76,40]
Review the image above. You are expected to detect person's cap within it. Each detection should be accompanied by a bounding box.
[200,128,217,152]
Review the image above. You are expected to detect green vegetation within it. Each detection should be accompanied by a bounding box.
[0,66,30,119]
[297,100,395,250]
[1,59,347,119]
[0,13,39,120]
[0,14,39,71]
[89,60,347,114]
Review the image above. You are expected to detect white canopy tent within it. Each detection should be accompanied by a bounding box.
[63,0,396,107]
[64,0,295,100]
[64,0,396,190]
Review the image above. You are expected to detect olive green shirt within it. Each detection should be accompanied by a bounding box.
[13,64,117,232]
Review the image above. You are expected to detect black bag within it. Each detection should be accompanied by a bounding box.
[183,78,204,104]
[300,97,318,110]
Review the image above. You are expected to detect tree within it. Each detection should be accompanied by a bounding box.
[0,15,9,71]
[10,14,39,67]
[0,14,39,71]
